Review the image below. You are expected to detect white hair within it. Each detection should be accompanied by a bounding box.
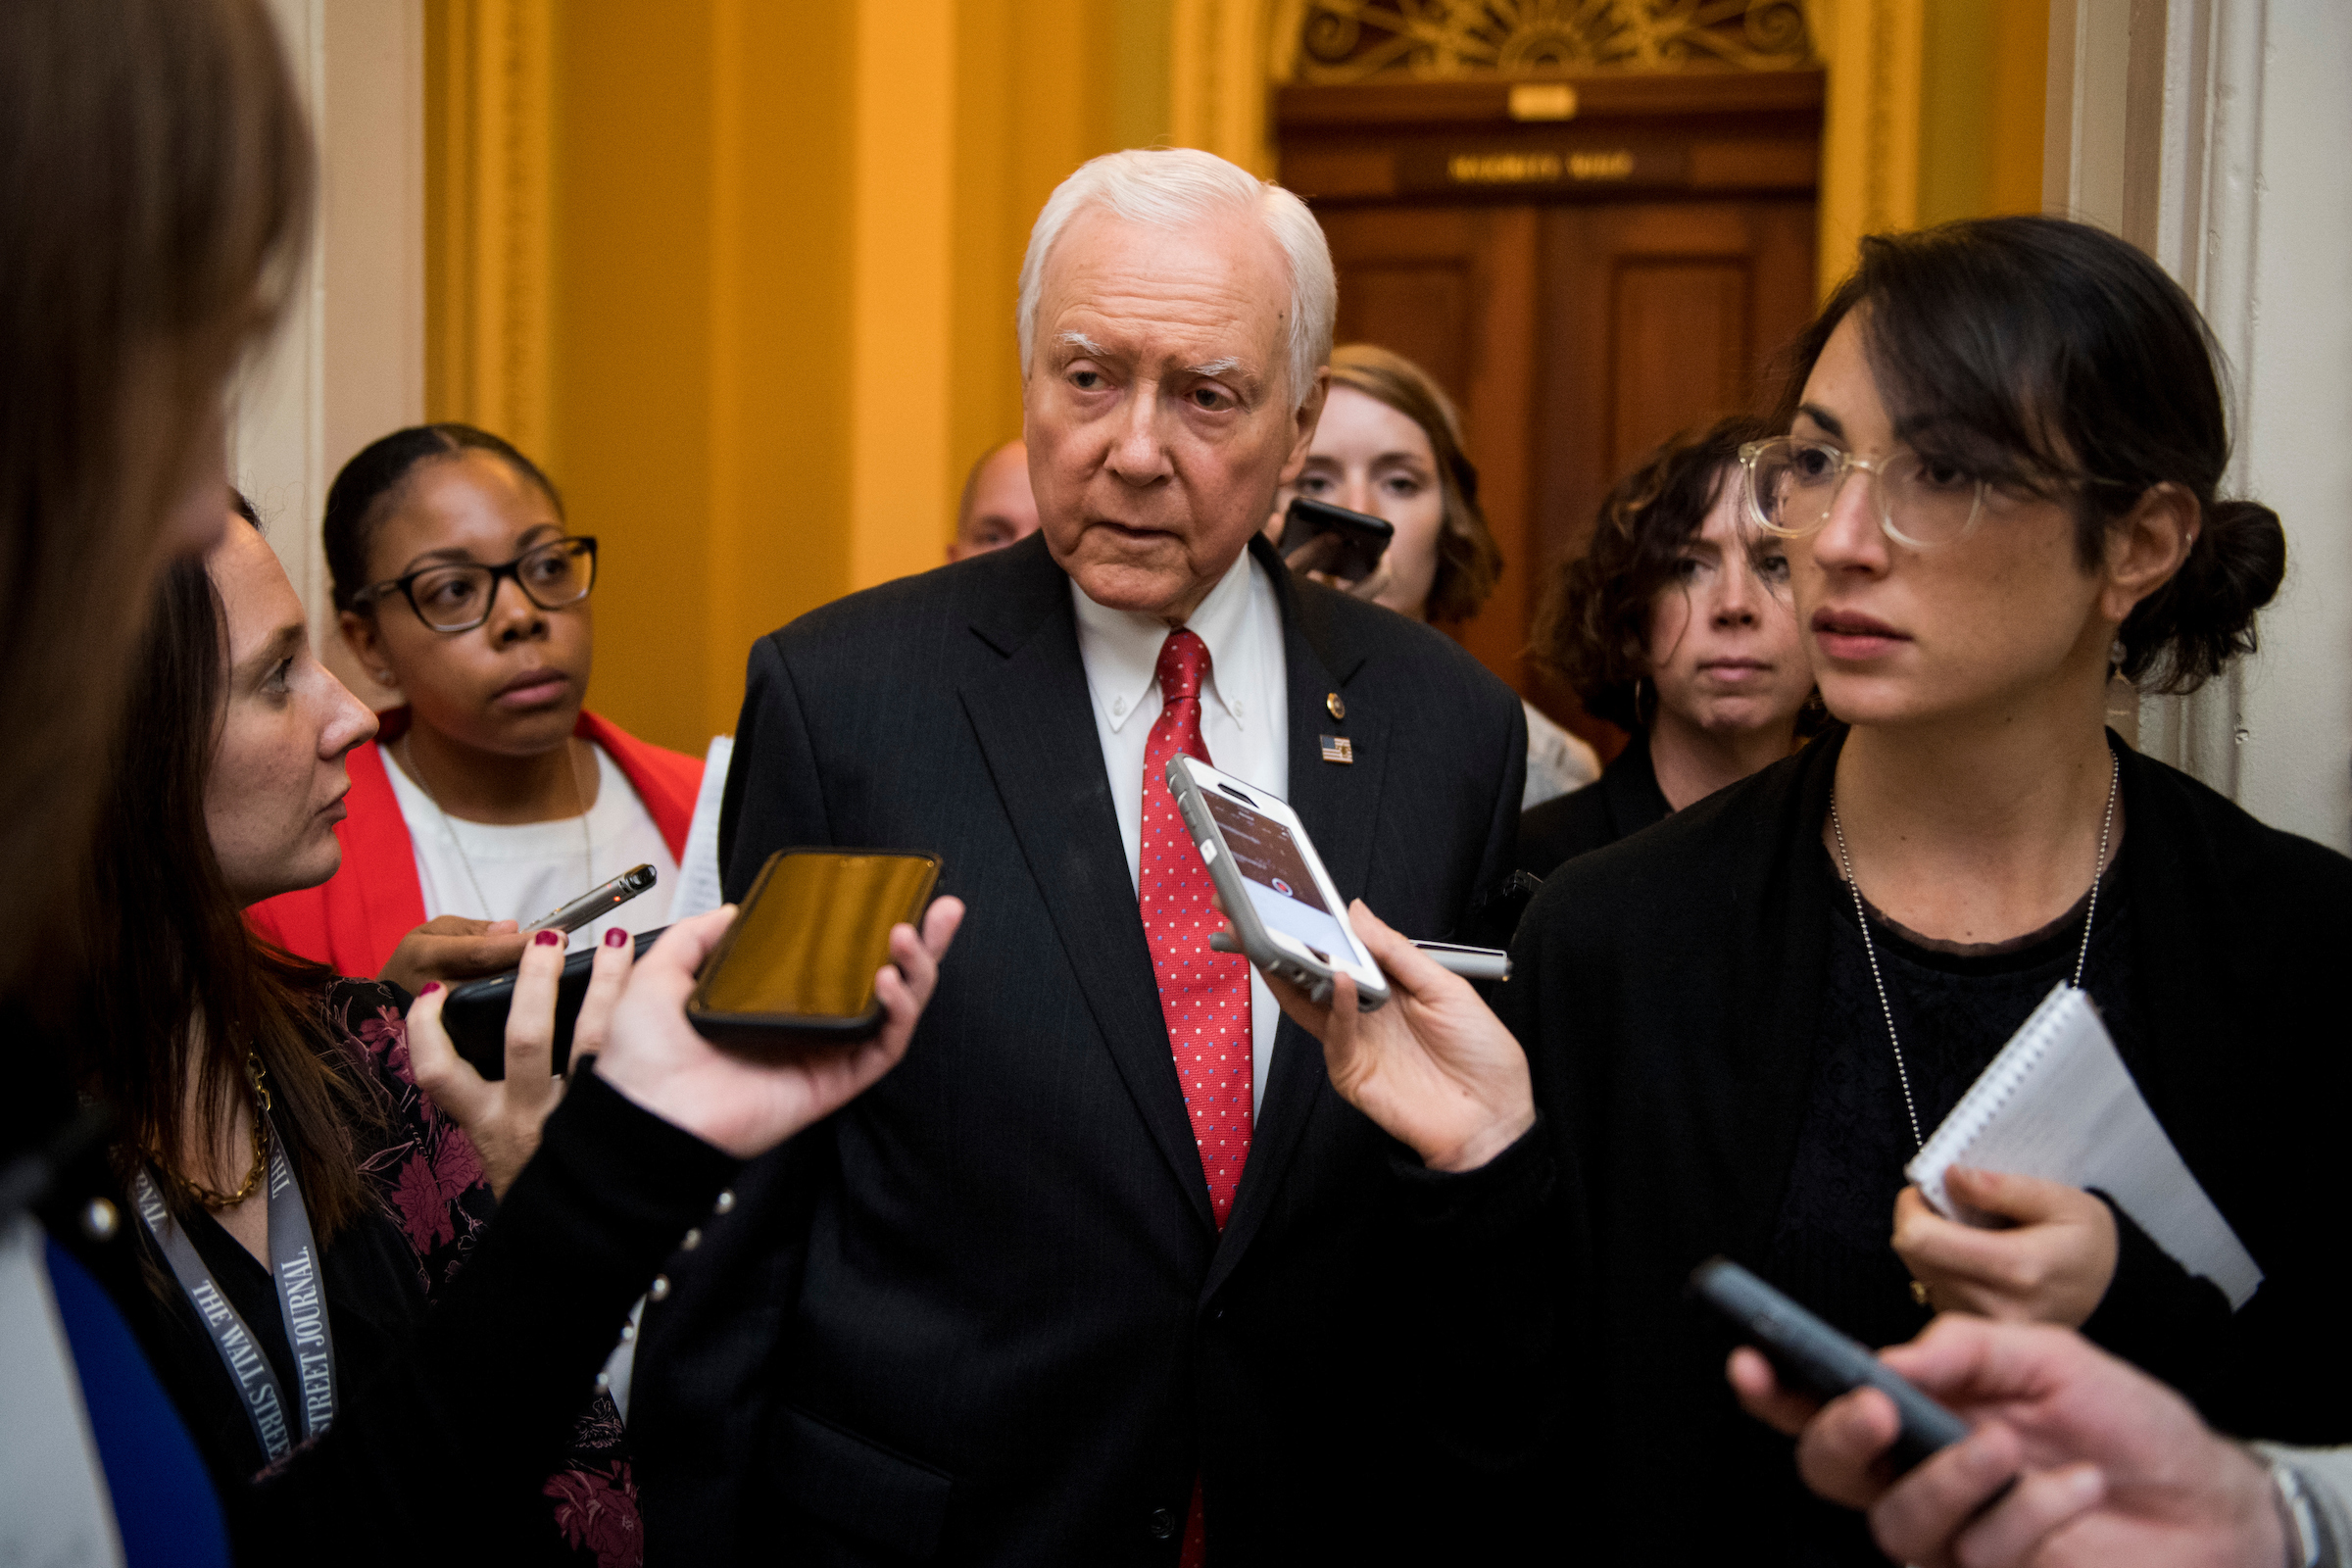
[1016,148,1337,412]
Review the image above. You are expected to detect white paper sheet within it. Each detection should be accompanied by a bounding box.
[667,735,734,922]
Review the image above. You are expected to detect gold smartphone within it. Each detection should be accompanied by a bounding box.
[687,849,942,1045]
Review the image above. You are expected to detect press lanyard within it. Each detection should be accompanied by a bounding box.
[131,1118,337,1465]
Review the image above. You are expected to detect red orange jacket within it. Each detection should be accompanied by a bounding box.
[247,708,703,980]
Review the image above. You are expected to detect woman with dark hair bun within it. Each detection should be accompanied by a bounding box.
[1515,414,1814,876]
[249,424,704,984]
[1258,215,2343,1561]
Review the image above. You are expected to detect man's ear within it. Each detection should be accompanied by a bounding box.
[2100,481,2198,624]
[1278,367,1332,485]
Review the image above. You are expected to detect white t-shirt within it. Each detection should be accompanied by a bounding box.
[382,741,678,951]
[1070,549,1289,1118]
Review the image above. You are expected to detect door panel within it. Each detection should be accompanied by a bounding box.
[1281,74,1820,758]
[1319,207,1538,684]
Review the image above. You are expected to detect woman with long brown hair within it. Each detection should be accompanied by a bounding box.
[2,2,956,1559]
[72,498,659,1557]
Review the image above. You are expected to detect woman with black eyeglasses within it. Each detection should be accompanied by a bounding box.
[1252,216,2348,1561]
[251,424,703,982]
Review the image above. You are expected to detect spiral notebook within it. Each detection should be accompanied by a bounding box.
[1903,982,2264,1311]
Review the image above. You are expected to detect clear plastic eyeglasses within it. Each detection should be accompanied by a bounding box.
[1739,437,1987,550]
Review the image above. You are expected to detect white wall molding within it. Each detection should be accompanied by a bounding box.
[2049,0,2351,852]
[237,0,425,702]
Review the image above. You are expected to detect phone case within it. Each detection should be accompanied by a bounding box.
[1164,757,1389,1011]
[442,926,666,1080]
[684,848,943,1047]
[1277,498,1395,583]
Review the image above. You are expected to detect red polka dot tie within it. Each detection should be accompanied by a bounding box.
[1140,628,1252,1231]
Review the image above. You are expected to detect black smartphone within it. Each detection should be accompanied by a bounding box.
[442,927,664,1080]
[685,849,942,1047]
[1277,497,1395,584]
[1690,1258,1971,1475]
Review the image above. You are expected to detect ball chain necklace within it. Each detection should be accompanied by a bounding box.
[1829,752,2120,1153]
[1830,753,2118,1310]
[401,733,594,926]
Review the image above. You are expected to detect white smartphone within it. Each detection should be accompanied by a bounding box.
[1164,755,1390,1010]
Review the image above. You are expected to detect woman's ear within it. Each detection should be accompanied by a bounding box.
[338,608,397,691]
[2100,482,2198,624]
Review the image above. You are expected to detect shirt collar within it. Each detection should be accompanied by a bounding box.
[1071,548,1261,735]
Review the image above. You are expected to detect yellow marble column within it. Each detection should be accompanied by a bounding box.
[423,0,554,465]
[1813,0,1926,298]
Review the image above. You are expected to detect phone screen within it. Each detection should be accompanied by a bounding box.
[1200,792,1356,962]
[698,853,936,1019]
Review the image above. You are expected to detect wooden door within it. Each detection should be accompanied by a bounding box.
[1318,205,1539,686]
[1523,198,1817,739]
[1279,72,1822,755]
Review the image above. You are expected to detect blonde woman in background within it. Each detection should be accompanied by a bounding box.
[1272,343,1600,808]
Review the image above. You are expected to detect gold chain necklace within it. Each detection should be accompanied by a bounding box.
[160,1052,271,1210]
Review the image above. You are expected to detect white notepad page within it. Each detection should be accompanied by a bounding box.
[1904,982,2264,1311]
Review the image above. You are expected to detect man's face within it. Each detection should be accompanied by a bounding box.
[948,441,1041,563]
[1024,207,1327,625]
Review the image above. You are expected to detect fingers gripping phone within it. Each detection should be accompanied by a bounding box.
[1164,756,1390,1010]
[443,928,665,1080]
[1277,497,1395,584]
[1690,1258,1971,1475]
[685,849,943,1046]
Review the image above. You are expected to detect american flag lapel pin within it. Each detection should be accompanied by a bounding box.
[1319,734,1354,764]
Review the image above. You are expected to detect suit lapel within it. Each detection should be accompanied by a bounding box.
[957,545,1216,1234]
[1207,547,1391,1298]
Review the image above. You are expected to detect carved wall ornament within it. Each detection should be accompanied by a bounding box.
[1294,0,1815,82]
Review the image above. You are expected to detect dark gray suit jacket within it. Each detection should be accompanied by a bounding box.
[634,534,1553,1565]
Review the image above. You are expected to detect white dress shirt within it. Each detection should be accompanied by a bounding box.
[1072,549,1289,1117]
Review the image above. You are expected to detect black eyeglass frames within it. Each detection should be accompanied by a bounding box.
[356,536,598,633]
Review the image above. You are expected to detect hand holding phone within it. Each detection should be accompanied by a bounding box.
[597,899,964,1160]
[1694,1258,1972,1474]
[686,850,943,1045]
[1166,756,1390,1008]
[1277,497,1395,584]
[405,927,639,1198]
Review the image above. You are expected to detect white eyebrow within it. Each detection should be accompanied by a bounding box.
[1057,331,1107,357]
[1188,356,1243,377]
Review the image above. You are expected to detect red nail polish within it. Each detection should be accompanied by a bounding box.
[534,928,563,947]
[418,981,442,997]
[604,926,628,948]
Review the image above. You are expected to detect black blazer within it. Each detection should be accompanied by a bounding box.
[1511,729,1670,880]
[1501,725,2352,1560]
[634,535,1552,1565]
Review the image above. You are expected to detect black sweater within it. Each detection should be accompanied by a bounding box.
[1512,730,1672,881]
[1499,725,2352,1560]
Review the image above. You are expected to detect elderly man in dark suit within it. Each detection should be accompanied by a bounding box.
[632,147,1549,1566]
